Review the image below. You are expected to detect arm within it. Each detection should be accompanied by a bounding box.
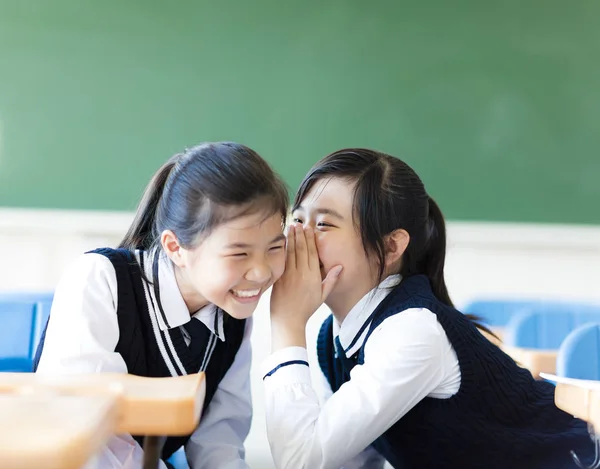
[185,317,253,469]
[37,253,166,469]
[305,311,387,469]
[263,309,446,469]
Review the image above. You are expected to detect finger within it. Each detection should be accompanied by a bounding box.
[304,225,320,272]
[294,223,308,268]
[285,224,296,270]
[321,265,343,301]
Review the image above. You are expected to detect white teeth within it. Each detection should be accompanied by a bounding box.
[232,289,261,298]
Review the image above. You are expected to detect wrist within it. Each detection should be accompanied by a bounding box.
[270,322,306,352]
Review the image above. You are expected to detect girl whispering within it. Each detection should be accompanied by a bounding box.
[35,142,288,469]
[264,148,593,469]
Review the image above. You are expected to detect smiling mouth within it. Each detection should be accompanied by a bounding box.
[231,288,261,299]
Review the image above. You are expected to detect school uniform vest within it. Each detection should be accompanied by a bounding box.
[34,248,246,461]
[316,275,594,469]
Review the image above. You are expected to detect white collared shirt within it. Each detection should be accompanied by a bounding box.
[262,275,461,469]
[37,250,251,469]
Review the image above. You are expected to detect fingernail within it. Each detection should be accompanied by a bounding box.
[332,265,343,276]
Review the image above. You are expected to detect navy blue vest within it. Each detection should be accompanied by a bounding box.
[317,275,594,469]
[34,248,246,460]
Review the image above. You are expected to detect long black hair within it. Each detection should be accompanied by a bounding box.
[294,148,494,336]
[120,142,288,251]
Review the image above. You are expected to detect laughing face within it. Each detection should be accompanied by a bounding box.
[174,210,286,319]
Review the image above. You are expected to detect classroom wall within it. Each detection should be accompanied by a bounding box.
[2,207,600,467]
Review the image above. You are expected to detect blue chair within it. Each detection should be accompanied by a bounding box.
[500,304,600,378]
[504,304,600,350]
[556,323,600,380]
[0,302,37,371]
[462,299,545,329]
[465,299,600,341]
[0,292,54,372]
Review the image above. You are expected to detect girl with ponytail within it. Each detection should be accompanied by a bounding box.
[34,142,289,469]
[263,148,593,469]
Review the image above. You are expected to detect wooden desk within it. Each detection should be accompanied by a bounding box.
[0,373,206,469]
[551,377,600,428]
[0,394,118,469]
[0,372,206,435]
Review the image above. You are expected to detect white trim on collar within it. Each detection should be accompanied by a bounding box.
[154,251,194,331]
[334,274,402,358]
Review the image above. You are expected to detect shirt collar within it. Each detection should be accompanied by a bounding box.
[334,274,401,357]
[147,250,225,340]
[191,303,225,342]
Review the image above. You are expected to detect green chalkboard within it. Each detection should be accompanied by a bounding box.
[1,0,599,224]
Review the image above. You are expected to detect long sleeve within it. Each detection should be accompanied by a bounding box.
[185,317,253,469]
[262,308,453,469]
[305,311,387,469]
[36,253,166,469]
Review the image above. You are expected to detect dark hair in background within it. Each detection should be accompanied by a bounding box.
[293,148,495,337]
[120,142,289,251]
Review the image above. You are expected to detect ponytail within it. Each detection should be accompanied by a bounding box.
[424,196,498,338]
[422,196,452,306]
[118,154,181,250]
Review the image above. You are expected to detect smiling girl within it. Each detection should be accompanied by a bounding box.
[35,142,288,469]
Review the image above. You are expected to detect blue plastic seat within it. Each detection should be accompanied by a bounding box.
[0,302,37,371]
[556,323,600,380]
[504,304,600,349]
[463,299,546,329]
[0,292,55,372]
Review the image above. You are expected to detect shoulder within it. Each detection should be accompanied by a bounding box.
[62,251,119,283]
[364,307,448,358]
[54,252,119,301]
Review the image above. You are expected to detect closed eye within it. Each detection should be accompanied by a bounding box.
[269,245,284,252]
[317,222,334,228]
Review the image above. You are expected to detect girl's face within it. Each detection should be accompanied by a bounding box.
[173,210,286,319]
[292,177,380,318]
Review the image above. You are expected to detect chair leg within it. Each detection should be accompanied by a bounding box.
[571,434,600,469]
[143,435,167,469]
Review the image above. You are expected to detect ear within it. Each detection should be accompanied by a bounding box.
[160,230,185,267]
[384,229,410,268]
